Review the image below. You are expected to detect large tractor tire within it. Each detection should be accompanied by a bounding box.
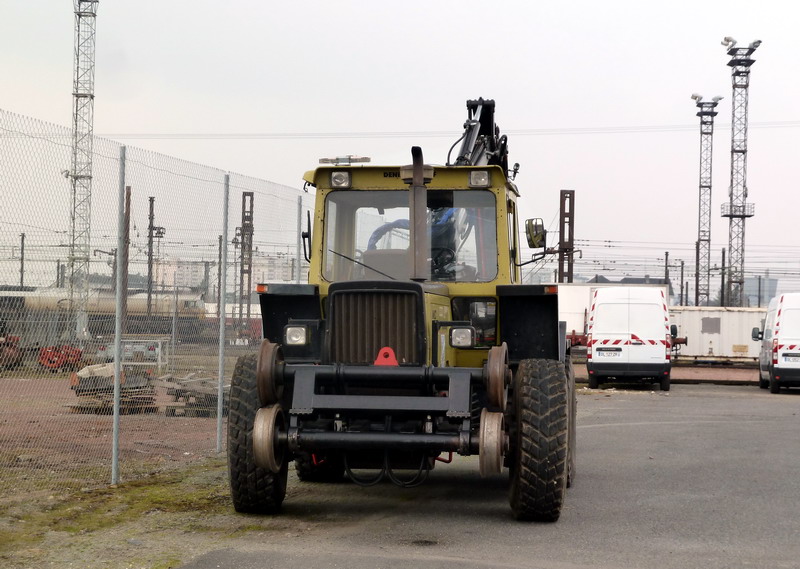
[509,358,569,522]
[228,354,288,514]
[565,360,577,489]
[295,451,346,483]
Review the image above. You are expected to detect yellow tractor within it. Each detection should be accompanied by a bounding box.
[227,98,576,521]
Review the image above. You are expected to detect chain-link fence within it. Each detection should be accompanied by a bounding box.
[0,108,313,496]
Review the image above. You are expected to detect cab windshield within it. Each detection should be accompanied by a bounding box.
[323,189,497,282]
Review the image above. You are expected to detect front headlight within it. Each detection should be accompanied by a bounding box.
[452,297,497,347]
[450,326,476,348]
[284,325,308,346]
[468,170,490,188]
[330,171,351,188]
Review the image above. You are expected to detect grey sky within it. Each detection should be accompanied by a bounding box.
[2,0,799,291]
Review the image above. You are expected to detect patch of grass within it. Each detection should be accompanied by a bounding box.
[0,456,229,555]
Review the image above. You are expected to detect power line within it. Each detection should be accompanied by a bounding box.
[96,120,800,141]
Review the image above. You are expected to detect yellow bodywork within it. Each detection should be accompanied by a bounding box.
[303,163,522,368]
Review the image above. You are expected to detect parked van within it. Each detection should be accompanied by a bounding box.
[586,286,676,391]
[752,293,800,393]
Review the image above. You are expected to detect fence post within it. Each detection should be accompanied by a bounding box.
[112,145,126,485]
[216,174,230,453]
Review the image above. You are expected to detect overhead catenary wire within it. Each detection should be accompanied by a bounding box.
[95,120,800,141]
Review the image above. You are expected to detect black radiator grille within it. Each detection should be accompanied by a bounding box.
[331,290,419,364]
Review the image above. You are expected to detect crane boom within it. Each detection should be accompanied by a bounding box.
[452,98,509,173]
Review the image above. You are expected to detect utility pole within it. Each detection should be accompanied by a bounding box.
[146,196,165,320]
[93,249,117,291]
[217,235,222,318]
[664,251,669,288]
[147,196,155,318]
[691,93,722,306]
[679,260,685,306]
[19,233,25,288]
[232,229,241,332]
[720,248,727,306]
[122,186,130,334]
[557,190,575,283]
[203,261,211,300]
[757,275,762,308]
[239,193,254,324]
[721,37,761,307]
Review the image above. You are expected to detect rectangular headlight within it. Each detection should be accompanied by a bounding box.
[284,325,308,346]
[330,171,351,188]
[469,170,490,188]
[450,326,476,348]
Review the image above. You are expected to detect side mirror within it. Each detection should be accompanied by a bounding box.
[670,324,678,337]
[525,218,546,249]
[751,327,763,341]
[301,211,312,262]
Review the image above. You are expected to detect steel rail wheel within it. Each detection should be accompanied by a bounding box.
[256,340,284,406]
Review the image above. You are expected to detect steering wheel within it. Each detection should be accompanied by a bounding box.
[431,247,456,273]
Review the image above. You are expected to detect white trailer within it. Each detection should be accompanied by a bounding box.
[553,283,670,345]
[670,306,766,365]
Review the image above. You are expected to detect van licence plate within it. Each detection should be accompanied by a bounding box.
[784,356,800,363]
[597,351,621,358]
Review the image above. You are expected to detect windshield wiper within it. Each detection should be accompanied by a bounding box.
[328,249,397,281]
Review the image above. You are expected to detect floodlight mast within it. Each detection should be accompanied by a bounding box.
[721,37,761,307]
[692,94,722,307]
[68,0,99,342]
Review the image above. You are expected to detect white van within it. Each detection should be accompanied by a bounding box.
[586,286,675,391]
[752,293,800,393]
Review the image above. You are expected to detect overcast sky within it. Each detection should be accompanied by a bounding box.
[2,0,799,294]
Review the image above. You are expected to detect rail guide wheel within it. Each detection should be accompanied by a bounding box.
[479,408,505,477]
[485,342,510,409]
[256,340,284,406]
[253,404,286,474]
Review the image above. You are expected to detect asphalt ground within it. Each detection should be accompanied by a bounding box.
[181,383,800,569]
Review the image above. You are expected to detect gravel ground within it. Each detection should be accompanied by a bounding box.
[0,365,765,568]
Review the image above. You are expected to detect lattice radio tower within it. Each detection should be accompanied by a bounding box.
[721,37,761,307]
[691,94,722,307]
[68,1,99,340]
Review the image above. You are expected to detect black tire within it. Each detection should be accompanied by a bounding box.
[509,358,568,522]
[565,360,577,489]
[758,376,769,389]
[228,354,288,514]
[769,371,781,394]
[588,375,599,389]
[295,451,345,482]
[660,373,671,392]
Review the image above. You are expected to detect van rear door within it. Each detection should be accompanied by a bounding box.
[592,301,629,366]
[628,301,669,367]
